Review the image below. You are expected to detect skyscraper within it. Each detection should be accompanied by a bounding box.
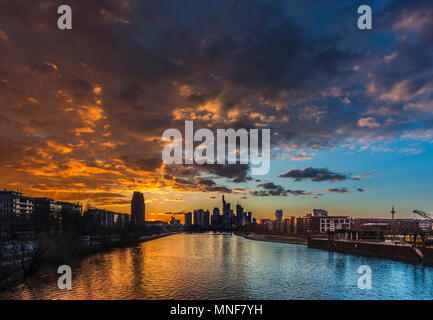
[236,203,243,225]
[201,210,210,227]
[211,207,220,226]
[192,209,209,227]
[275,209,283,221]
[131,191,145,225]
[247,212,252,224]
[193,209,201,226]
[222,195,231,226]
[184,212,192,226]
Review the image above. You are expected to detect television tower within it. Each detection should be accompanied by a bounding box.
[391,206,395,220]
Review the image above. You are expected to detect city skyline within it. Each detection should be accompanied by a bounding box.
[1,0,433,221]
[0,187,411,224]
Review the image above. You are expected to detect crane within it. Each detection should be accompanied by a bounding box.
[413,210,433,222]
[412,210,433,248]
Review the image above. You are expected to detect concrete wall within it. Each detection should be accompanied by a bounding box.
[307,238,431,263]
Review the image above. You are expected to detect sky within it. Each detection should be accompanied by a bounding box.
[0,0,432,222]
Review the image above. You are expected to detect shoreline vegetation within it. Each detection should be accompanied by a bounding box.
[235,232,308,245]
[0,231,179,292]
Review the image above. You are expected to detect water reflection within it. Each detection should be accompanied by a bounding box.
[1,232,433,300]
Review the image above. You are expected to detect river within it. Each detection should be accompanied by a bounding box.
[1,232,433,299]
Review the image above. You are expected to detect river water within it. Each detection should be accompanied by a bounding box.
[1,232,433,299]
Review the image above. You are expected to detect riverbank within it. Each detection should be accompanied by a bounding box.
[4,232,431,300]
[0,231,179,292]
[308,237,433,264]
[235,232,307,245]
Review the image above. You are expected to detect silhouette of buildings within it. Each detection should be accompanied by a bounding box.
[184,212,192,226]
[222,195,232,226]
[0,190,83,235]
[275,210,283,221]
[0,190,34,235]
[33,198,82,232]
[170,216,181,227]
[247,212,252,224]
[193,209,210,227]
[131,191,145,225]
[0,190,34,218]
[186,196,254,229]
[84,208,129,229]
[211,207,221,226]
[236,203,246,225]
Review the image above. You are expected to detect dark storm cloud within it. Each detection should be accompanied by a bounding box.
[119,155,162,172]
[250,182,311,197]
[280,167,348,182]
[324,187,351,194]
[171,177,233,194]
[258,182,281,190]
[250,182,287,197]
[0,0,433,204]
[164,163,251,184]
[287,189,312,196]
[201,164,251,183]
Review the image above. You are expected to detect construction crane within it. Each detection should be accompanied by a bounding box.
[412,210,433,248]
[413,210,433,222]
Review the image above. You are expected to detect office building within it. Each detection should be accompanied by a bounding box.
[184,212,192,226]
[0,190,34,234]
[131,191,145,225]
[33,197,63,232]
[313,209,328,217]
[85,208,116,227]
[222,195,232,226]
[310,215,351,233]
[193,209,210,227]
[0,190,34,218]
[275,209,283,221]
[211,208,220,226]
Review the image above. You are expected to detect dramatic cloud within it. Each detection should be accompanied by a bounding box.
[201,164,251,183]
[324,187,352,194]
[352,173,372,180]
[280,167,348,182]
[250,182,311,197]
[357,117,381,128]
[0,0,432,211]
[172,177,233,194]
[287,189,313,196]
[250,183,288,197]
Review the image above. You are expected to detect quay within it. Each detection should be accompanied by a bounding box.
[307,237,433,263]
